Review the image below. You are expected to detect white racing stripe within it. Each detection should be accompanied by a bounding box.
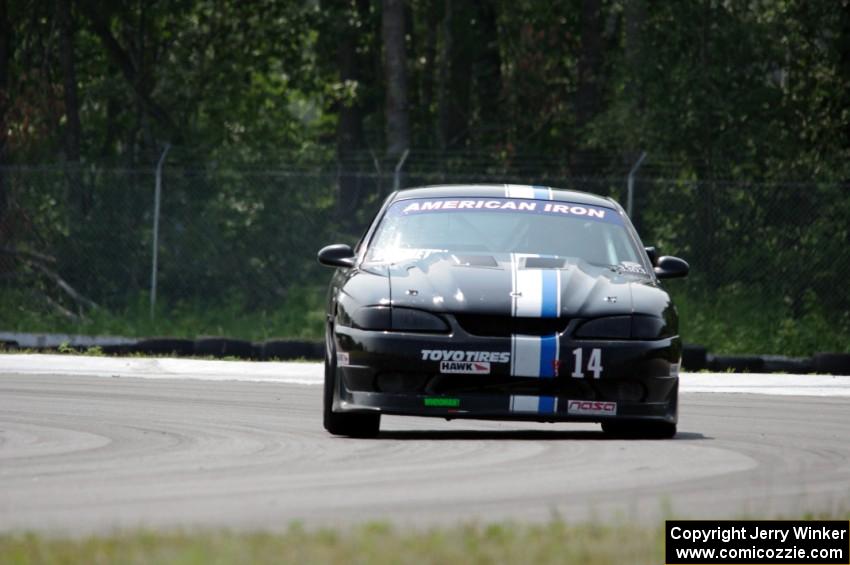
[509,253,562,378]
[510,335,542,377]
[510,334,559,378]
[514,266,543,317]
[504,184,535,199]
[504,184,553,200]
[510,253,561,318]
[509,394,558,414]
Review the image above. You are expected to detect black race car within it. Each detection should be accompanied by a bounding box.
[317,185,689,438]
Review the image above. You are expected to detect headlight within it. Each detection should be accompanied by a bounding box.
[576,315,669,340]
[349,306,392,330]
[631,315,669,339]
[575,316,631,339]
[391,308,450,332]
[341,305,449,333]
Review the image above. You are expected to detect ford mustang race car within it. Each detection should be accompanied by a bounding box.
[317,184,689,438]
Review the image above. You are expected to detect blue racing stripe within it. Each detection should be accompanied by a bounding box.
[538,334,558,378]
[538,396,556,413]
[540,269,558,318]
[532,185,549,200]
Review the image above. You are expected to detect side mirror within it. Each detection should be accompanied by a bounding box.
[317,244,356,268]
[654,256,689,279]
[645,246,658,266]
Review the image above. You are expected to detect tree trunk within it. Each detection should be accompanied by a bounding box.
[474,0,501,146]
[0,0,9,222]
[576,0,603,132]
[58,0,86,213]
[382,0,410,158]
[58,0,81,163]
[420,0,439,147]
[697,0,717,282]
[622,0,646,225]
[436,0,452,151]
[336,2,367,215]
[574,0,603,176]
[623,0,645,113]
[100,95,118,157]
[437,0,472,151]
[838,2,850,166]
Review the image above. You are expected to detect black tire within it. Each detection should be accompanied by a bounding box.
[681,343,708,371]
[136,338,195,356]
[710,355,764,373]
[812,353,850,375]
[602,420,677,439]
[323,326,380,437]
[262,339,314,360]
[194,338,254,359]
[761,355,813,374]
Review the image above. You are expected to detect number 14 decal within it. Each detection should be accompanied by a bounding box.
[571,348,603,379]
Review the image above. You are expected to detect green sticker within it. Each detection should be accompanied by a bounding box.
[424,397,460,408]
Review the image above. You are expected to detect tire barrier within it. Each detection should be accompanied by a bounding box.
[760,355,814,374]
[260,339,320,360]
[708,354,765,373]
[135,338,195,357]
[193,338,255,359]
[681,344,708,371]
[812,352,850,375]
[100,344,137,355]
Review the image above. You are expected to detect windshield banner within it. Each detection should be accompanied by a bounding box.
[390,197,622,224]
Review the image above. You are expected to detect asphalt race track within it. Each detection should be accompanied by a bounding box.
[1,372,849,535]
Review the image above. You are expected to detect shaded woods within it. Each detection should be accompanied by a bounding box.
[1,0,848,352]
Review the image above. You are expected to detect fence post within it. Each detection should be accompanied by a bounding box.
[626,151,647,218]
[393,148,410,191]
[150,143,171,320]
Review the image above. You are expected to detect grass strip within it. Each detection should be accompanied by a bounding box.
[0,521,665,565]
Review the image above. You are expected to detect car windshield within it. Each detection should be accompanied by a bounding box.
[366,197,644,269]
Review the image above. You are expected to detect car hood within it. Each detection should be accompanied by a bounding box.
[375,251,665,318]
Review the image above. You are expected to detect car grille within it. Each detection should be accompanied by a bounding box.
[453,314,570,337]
[424,375,645,400]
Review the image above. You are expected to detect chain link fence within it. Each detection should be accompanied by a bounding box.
[1,160,848,354]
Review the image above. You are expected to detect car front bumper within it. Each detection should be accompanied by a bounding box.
[332,325,680,424]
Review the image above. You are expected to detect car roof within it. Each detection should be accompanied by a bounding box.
[391,184,619,209]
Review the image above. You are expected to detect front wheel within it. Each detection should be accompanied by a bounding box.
[323,327,380,438]
[601,420,676,439]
